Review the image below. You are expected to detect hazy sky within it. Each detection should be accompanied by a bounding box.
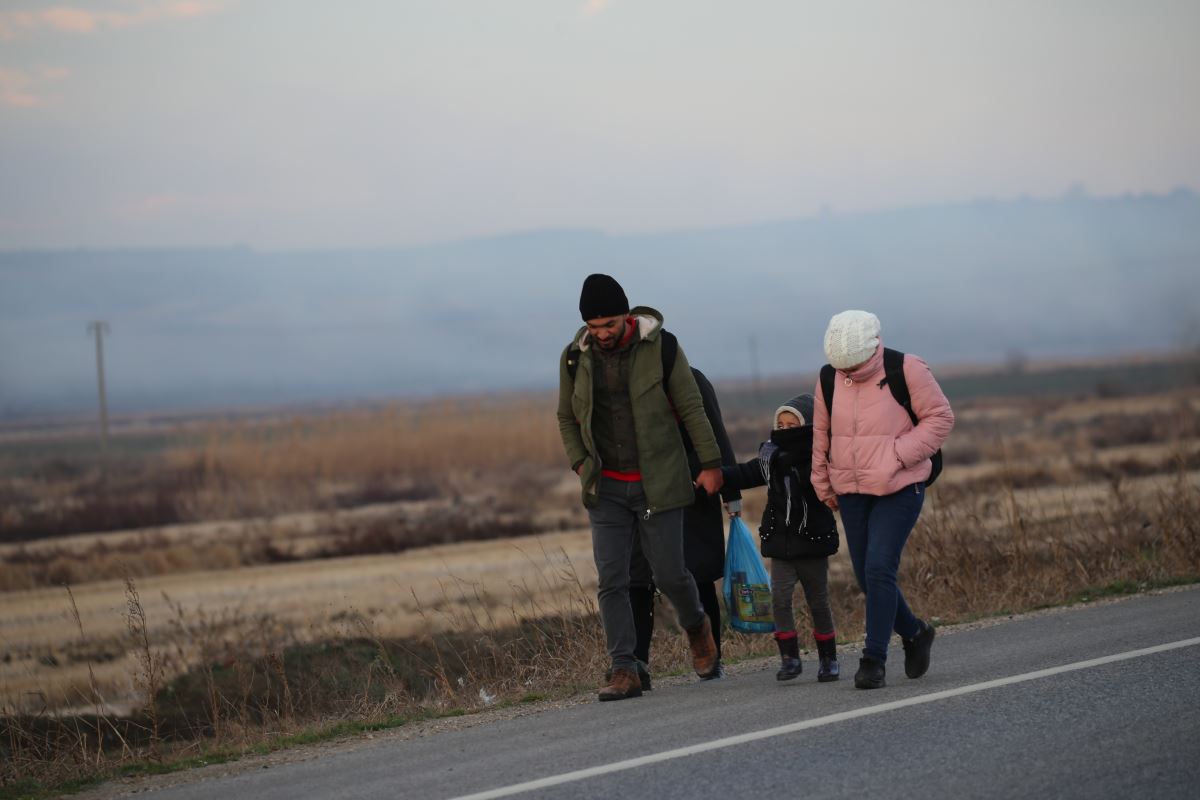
[2,0,1198,249]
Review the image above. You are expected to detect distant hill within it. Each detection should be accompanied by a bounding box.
[2,189,1198,416]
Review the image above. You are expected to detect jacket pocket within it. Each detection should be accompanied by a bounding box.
[578,456,598,494]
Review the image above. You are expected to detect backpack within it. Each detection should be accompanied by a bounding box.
[566,329,678,384]
[819,347,943,486]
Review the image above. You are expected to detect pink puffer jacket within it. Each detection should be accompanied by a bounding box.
[811,341,954,502]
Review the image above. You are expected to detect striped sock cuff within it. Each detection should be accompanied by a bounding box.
[813,630,836,642]
[774,631,798,641]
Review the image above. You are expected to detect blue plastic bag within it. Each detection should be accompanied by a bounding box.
[723,516,775,633]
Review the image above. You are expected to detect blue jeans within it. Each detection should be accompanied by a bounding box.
[839,484,925,662]
[587,477,706,670]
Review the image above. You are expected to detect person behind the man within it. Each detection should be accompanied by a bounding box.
[625,365,742,688]
[557,274,724,701]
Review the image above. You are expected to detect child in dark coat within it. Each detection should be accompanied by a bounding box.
[721,394,841,681]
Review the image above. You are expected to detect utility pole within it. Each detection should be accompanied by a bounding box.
[87,321,111,459]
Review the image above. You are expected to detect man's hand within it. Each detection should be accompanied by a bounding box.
[694,468,723,495]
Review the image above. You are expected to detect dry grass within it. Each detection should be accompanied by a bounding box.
[0,396,585,593]
[4,469,1197,792]
[0,488,584,593]
[166,396,564,520]
[0,539,610,791]
[0,396,566,544]
[0,529,598,715]
[3,384,1200,794]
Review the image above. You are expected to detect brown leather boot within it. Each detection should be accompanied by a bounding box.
[685,616,719,678]
[598,668,643,702]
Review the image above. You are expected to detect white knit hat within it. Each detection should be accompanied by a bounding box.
[824,310,881,370]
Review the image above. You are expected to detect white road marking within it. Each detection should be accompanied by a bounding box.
[449,637,1200,800]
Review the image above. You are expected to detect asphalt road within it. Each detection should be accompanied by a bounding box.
[126,587,1200,800]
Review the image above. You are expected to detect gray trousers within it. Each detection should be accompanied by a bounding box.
[770,556,835,637]
[587,477,707,670]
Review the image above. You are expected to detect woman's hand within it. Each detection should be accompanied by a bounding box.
[823,496,839,512]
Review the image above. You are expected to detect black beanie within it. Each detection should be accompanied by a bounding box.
[579,274,630,321]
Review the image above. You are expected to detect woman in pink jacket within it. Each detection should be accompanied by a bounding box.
[811,310,954,689]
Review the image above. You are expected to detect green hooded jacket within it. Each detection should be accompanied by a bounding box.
[556,306,721,513]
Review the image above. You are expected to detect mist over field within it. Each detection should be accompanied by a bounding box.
[2,189,1199,417]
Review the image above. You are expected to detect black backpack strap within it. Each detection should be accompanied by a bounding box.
[659,329,678,381]
[881,347,919,427]
[819,364,835,418]
[819,364,835,450]
[881,347,942,485]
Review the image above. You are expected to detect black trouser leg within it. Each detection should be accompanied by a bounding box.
[696,580,722,659]
[630,578,720,665]
[629,584,655,666]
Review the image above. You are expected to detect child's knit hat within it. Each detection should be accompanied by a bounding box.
[774,394,815,429]
[824,310,881,370]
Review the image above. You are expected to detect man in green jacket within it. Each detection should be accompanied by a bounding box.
[557,274,724,701]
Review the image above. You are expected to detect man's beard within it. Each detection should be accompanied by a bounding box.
[596,321,626,350]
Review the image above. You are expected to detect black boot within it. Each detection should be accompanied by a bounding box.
[775,634,802,681]
[854,657,886,689]
[902,620,935,679]
[636,659,652,690]
[816,636,840,683]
